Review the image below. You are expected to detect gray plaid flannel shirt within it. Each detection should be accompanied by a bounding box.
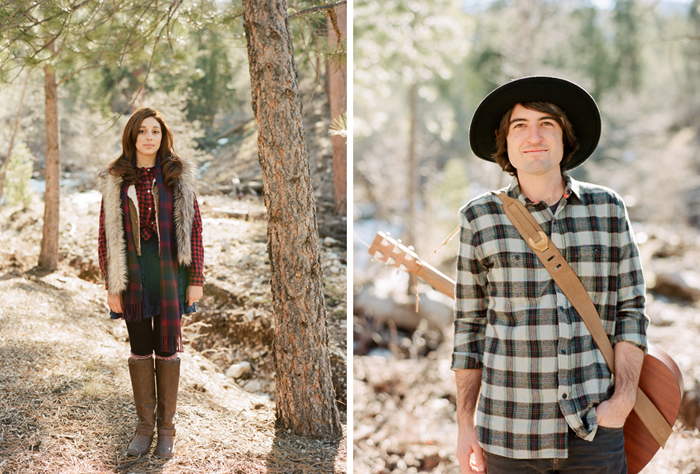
[452,176,648,459]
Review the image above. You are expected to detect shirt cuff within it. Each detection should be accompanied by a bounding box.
[189,273,205,287]
[451,352,483,371]
[612,314,648,354]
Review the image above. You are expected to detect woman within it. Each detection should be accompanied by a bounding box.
[97,107,204,458]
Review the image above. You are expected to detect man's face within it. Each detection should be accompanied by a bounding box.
[506,103,564,179]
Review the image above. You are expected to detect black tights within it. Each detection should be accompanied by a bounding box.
[125,314,176,358]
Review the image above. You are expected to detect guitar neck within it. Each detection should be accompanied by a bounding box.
[368,232,456,299]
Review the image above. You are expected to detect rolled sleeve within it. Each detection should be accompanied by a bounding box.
[612,204,648,353]
[452,208,489,370]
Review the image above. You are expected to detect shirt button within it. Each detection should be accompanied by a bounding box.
[562,393,568,399]
[148,207,152,211]
[560,349,566,355]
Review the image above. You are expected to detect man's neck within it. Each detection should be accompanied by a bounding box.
[516,169,566,206]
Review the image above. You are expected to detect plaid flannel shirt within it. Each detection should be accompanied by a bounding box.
[134,166,159,241]
[452,176,648,459]
[98,169,204,289]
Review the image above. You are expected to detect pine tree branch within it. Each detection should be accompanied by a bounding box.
[288,1,346,20]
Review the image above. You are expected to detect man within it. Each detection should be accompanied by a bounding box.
[453,76,648,473]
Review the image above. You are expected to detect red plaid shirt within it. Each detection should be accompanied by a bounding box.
[98,167,205,289]
[135,167,159,241]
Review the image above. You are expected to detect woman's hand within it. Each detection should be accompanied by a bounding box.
[107,292,123,313]
[187,285,203,306]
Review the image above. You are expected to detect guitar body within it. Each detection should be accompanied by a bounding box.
[368,231,684,473]
[624,344,684,474]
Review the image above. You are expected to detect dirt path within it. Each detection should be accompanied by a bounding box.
[0,191,347,474]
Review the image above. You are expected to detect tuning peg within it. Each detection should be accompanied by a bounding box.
[408,246,415,251]
[399,264,408,272]
[374,251,385,260]
[381,238,390,247]
[387,257,396,265]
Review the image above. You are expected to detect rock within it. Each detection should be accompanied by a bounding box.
[329,265,340,274]
[244,380,262,392]
[225,361,252,379]
[680,380,700,430]
[324,236,339,246]
[651,271,700,302]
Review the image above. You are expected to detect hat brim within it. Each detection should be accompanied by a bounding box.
[469,76,601,171]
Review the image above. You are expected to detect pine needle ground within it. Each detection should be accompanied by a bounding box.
[0,264,346,474]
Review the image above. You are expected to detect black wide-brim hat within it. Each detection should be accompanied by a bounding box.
[469,76,601,170]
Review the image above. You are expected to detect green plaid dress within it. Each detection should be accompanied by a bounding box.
[452,176,648,459]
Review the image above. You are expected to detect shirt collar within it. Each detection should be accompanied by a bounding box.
[505,174,581,205]
[136,166,155,179]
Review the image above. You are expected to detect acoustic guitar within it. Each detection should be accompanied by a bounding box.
[368,231,684,474]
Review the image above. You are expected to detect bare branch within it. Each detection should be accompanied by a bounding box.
[288,1,346,20]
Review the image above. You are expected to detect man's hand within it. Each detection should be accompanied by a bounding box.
[455,369,485,473]
[107,291,123,313]
[596,341,644,429]
[457,425,486,473]
[595,396,634,428]
[187,285,203,306]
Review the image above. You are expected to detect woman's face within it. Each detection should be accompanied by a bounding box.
[135,116,163,160]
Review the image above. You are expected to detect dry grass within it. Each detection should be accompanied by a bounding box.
[0,270,346,473]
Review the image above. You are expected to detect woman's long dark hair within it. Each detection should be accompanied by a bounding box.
[108,107,183,187]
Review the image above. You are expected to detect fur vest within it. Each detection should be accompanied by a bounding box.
[97,159,197,294]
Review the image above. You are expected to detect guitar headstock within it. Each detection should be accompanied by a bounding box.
[368,232,424,275]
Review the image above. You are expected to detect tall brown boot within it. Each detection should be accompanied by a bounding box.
[127,357,156,456]
[154,357,180,458]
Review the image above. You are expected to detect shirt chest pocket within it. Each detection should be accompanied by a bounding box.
[569,245,618,280]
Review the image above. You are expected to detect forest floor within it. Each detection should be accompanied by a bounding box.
[353,224,700,474]
[0,183,347,473]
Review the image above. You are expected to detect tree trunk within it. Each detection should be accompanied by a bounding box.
[0,78,29,204]
[242,0,342,439]
[327,3,347,215]
[39,56,60,271]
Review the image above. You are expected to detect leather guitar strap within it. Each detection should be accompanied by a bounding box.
[496,192,673,448]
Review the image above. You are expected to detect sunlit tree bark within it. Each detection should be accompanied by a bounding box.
[39,44,60,270]
[242,0,342,438]
[327,3,347,215]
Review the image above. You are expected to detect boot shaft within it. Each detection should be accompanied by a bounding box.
[127,357,156,456]
[128,357,157,433]
[155,357,180,432]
